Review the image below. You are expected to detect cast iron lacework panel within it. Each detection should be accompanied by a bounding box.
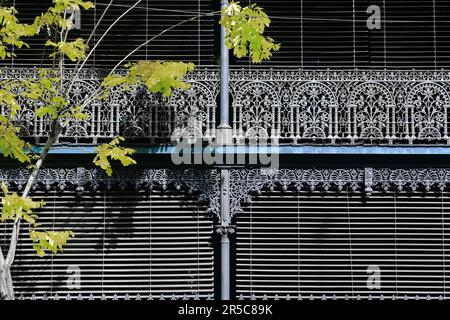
[3,68,450,145]
[229,168,450,219]
[0,168,220,218]
[230,69,450,144]
[0,68,219,144]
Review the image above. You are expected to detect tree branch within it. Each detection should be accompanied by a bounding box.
[4,120,61,269]
[75,11,218,113]
[111,14,215,75]
[0,245,5,271]
[0,3,217,281]
[66,0,141,96]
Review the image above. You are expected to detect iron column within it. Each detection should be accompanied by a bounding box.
[219,0,230,129]
[218,0,233,301]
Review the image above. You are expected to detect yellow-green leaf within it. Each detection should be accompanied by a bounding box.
[93,137,136,176]
[219,1,280,63]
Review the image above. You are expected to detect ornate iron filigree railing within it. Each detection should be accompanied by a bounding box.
[0,67,220,144]
[230,69,450,145]
[2,68,450,145]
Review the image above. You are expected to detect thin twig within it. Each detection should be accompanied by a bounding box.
[77,11,218,112]
[65,0,137,96]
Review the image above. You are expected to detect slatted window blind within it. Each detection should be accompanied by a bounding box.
[232,0,450,69]
[2,1,450,68]
[2,188,214,299]
[370,0,450,69]
[236,189,450,299]
[5,0,216,68]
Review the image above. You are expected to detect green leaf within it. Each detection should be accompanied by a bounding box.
[0,6,38,60]
[101,61,195,99]
[93,137,136,176]
[63,105,89,121]
[219,1,280,63]
[34,0,94,30]
[0,121,32,163]
[29,229,74,257]
[51,0,95,13]
[1,182,45,224]
[46,38,88,62]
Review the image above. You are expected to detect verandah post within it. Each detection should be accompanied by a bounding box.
[218,0,233,301]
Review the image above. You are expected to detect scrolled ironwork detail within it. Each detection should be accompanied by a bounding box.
[229,69,450,145]
[0,67,219,144]
[3,68,450,145]
[0,168,220,218]
[348,81,395,143]
[229,168,364,217]
[290,81,337,142]
[405,82,450,143]
[229,168,450,217]
[232,81,281,143]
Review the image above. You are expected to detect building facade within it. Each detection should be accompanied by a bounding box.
[2,0,450,300]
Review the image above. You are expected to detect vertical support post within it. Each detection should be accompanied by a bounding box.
[217,224,234,300]
[217,0,232,146]
[217,0,233,301]
[219,0,230,131]
[220,231,230,300]
[217,170,234,300]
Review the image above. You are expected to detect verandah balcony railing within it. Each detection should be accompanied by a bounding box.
[2,67,450,146]
[0,67,219,145]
